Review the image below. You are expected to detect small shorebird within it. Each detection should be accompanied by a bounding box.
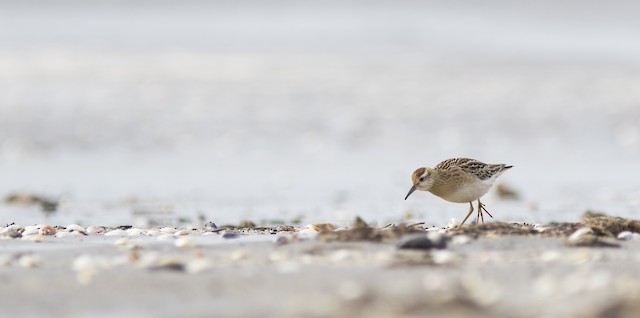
[404,158,512,226]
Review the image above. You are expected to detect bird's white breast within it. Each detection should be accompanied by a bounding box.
[434,179,493,203]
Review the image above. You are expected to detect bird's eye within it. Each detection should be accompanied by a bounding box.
[419,177,425,182]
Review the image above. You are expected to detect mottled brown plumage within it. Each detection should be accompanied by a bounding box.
[405,158,513,226]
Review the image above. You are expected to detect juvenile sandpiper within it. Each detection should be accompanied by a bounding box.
[404,158,513,226]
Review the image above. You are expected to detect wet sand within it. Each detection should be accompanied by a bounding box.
[1,215,639,318]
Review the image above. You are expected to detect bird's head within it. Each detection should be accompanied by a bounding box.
[404,167,433,200]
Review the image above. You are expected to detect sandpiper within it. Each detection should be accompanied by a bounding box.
[404,158,512,226]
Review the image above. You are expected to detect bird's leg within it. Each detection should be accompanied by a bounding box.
[459,202,474,226]
[477,202,484,224]
[477,199,494,221]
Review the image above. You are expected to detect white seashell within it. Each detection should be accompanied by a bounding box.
[18,255,41,268]
[173,229,192,236]
[22,226,40,236]
[38,225,56,236]
[295,228,318,239]
[174,237,194,249]
[568,227,593,241]
[5,224,23,232]
[104,229,128,237]
[157,234,175,241]
[126,228,145,236]
[86,226,105,234]
[185,258,212,273]
[160,227,177,234]
[114,238,131,246]
[55,231,80,238]
[617,231,634,240]
[66,224,85,232]
[230,249,248,261]
[145,229,161,236]
[22,234,43,242]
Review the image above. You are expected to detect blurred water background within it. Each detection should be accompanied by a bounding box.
[1,0,639,227]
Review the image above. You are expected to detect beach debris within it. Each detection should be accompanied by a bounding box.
[175,236,194,249]
[616,231,639,240]
[581,212,640,237]
[221,230,239,239]
[160,227,177,234]
[38,225,56,236]
[22,226,40,236]
[3,192,59,213]
[185,258,212,273]
[447,222,538,237]
[66,224,85,232]
[204,221,218,232]
[126,228,146,236]
[565,227,620,248]
[308,223,336,232]
[174,229,192,236]
[86,226,105,234]
[17,254,42,268]
[397,232,448,250]
[318,216,423,243]
[0,227,22,239]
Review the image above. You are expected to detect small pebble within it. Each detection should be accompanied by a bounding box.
[22,226,40,236]
[38,225,56,236]
[295,228,318,239]
[174,229,192,236]
[160,227,177,234]
[230,249,248,261]
[185,258,212,273]
[126,228,145,236]
[204,222,218,231]
[104,229,128,237]
[86,226,105,234]
[568,227,593,241]
[59,229,87,237]
[1,229,22,239]
[22,234,43,242]
[617,231,634,240]
[66,224,85,232]
[157,234,175,241]
[397,232,448,250]
[114,238,131,246]
[175,237,194,249]
[221,230,239,239]
[18,255,41,268]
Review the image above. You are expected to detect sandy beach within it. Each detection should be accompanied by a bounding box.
[1,214,639,318]
[1,0,640,317]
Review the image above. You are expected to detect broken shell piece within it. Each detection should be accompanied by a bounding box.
[86,226,105,234]
[126,228,145,236]
[22,226,40,236]
[174,237,194,249]
[160,227,177,234]
[38,225,56,236]
[307,223,336,232]
[397,232,448,250]
[617,231,634,240]
[173,229,192,236]
[66,224,85,232]
[1,228,22,239]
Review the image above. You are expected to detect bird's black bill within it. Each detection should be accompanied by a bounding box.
[404,185,417,200]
